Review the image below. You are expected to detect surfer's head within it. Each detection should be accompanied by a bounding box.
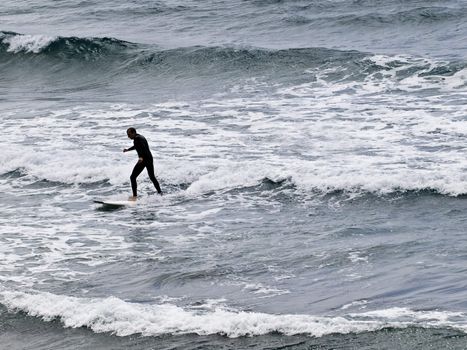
[127,127,137,139]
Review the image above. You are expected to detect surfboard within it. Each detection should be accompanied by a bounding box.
[94,200,137,207]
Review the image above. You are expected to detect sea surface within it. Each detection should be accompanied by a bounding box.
[1,1,467,349]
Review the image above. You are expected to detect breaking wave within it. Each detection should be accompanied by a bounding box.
[1,31,465,81]
[2,290,467,338]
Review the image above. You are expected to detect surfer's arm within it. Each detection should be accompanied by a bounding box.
[124,138,144,163]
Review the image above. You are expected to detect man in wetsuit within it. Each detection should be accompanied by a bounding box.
[123,128,162,200]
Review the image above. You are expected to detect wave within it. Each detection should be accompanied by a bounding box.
[1,31,464,82]
[2,290,467,338]
[187,169,467,198]
[0,30,364,67]
[2,160,466,198]
[1,30,465,106]
[0,31,133,56]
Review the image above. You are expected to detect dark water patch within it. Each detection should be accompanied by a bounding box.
[2,170,100,190]
[390,188,467,198]
[419,62,466,77]
[318,187,467,201]
[0,168,28,179]
[216,177,297,204]
[362,58,466,82]
[94,203,125,211]
[23,178,72,190]
[94,203,130,212]
[233,177,293,193]
[168,182,191,192]
[79,179,112,189]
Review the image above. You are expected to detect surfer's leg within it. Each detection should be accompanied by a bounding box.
[130,162,145,197]
[146,162,162,194]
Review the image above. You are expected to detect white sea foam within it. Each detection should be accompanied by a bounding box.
[2,100,467,197]
[2,291,467,337]
[241,282,291,297]
[2,33,56,53]
[348,251,369,263]
[341,300,369,310]
[2,50,467,197]
[350,308,467,331]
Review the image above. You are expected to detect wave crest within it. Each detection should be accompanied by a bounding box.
[2,291,467,338]
[0,31,56,53]
[0,31,133,56]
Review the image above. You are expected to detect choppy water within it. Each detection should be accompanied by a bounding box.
[1,1,467,349]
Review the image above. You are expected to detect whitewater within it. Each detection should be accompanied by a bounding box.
[1,1,467,349]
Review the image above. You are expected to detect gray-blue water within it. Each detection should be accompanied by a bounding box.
[1,1,467,349]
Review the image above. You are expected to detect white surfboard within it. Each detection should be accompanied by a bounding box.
[94,200,137,207]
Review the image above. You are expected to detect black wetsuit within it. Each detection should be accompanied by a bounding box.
[127,134,162,196]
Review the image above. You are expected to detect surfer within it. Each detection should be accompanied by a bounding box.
[123,128,162,200]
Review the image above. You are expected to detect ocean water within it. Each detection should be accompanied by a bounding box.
[1,1,467,349]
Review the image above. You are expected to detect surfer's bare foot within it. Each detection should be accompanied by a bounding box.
[128,196,137,201]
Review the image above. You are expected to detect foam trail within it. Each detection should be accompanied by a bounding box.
[2,291,467,338]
